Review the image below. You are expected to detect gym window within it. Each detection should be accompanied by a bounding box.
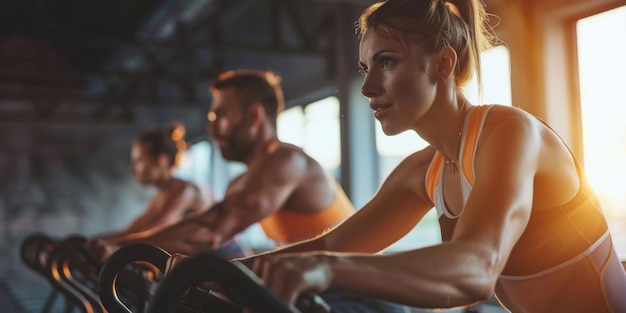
[173,140,212,186]
[577,5,626,257]
[277,96,342,181]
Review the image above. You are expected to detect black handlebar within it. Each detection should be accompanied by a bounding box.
[146,251,331,313]
[97,243,170,313]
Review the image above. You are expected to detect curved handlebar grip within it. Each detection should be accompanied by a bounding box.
[50,240,107,313]
[97,243,170,313]
[146,251,329,313]
[20,233,55,275]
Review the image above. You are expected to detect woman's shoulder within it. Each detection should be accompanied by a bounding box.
[477,104,558,166]
[170,178,215,209]
[171,177,198,190]
[479,104,546,139]
[401,145,437,167]
[169,178,204,199]
[376,145,436,202]
[482,104,538,124]
[387,146,437,182]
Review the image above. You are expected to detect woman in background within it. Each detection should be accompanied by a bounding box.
[90,123,251,260]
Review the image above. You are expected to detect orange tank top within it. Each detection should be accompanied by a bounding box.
[258,184,354,243]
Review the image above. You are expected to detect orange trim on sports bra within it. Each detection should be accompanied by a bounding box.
[426,105,488,203]
[426,153,444,203]
[460,105,489,185]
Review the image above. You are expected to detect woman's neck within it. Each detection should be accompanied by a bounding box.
[417,93,471,164]
[154,174,175,191]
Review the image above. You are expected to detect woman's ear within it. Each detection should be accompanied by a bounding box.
[438,46,458,82]
[157,154,170,169]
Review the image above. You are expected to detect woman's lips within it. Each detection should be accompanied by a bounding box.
[370,102,392,120]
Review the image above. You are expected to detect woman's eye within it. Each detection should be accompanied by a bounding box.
[380,58,393,68]
[358,67,368,76]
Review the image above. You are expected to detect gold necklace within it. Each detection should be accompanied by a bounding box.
[444,129,462,174]
[444,102,469,174]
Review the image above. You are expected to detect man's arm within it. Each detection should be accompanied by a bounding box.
[114,147,310,255]
[94,181,202,244]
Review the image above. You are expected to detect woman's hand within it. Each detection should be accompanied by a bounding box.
[252,252,334,307]
[164,253,191,275]
[86,239,118,261]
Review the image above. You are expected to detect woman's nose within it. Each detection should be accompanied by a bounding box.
[360,76,380,98]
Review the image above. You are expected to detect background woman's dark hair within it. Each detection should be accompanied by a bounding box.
[209,70,284,127]
[357,0,496,88]
[135,122,187,167]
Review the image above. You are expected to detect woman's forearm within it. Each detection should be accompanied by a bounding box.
[328,243,498,309]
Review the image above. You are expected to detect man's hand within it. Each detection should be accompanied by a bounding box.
[150,210,224,255]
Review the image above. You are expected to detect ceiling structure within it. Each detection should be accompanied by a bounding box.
[0,0,373,125]
[0,0,505,127]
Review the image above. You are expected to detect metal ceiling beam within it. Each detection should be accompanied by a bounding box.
[0,1,360,125]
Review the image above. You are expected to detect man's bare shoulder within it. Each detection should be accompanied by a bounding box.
[262,141,310,165]
[238,142,308,184]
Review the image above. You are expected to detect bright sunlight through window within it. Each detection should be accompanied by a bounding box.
[577,5,626,256]
[277,96,341,172]
[173,140,211,185]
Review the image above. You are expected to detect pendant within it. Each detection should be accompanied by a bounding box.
[445,159,458,173]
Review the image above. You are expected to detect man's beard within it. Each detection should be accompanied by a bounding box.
[217,118,254,162]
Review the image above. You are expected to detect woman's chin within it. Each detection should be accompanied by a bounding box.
[380,124,404,136]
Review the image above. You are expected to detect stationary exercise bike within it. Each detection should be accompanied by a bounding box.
[98,243,331,313]
[21,233,108,313]
[21,233,154,313]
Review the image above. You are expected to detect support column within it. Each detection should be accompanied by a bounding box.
[333,3,380,208]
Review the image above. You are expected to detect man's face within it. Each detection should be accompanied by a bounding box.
[208,88,256,162]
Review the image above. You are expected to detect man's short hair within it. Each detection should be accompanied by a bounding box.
[210,70,285,122]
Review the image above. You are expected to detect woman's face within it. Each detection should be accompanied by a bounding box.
[358,27,440,135]
[130,142,164,186]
